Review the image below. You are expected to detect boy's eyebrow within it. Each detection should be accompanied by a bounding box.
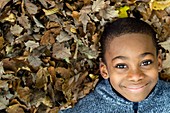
[112,56,128,61]
[112,52,154,61]
[140,52,154,58]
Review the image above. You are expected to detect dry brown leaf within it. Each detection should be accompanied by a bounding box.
[38,0,48,9]
[17,15,31,29]
[48,66,56,83]
[6,104,25,113]
[54,78,64,91]
[92,0,105,12]
[79,13,90,33]
[33,16,44,28]
[79,5,92,33]
[0,35,4,50]
[2,58,29,73]
[0,62,5,76]
[56,67,73,79]
[27,55,42,68]
[56,31,72,43]
[46,21,60,29]
[25,40,39,52]
[52,43,71,60]
[0,0,10,10]
[83,0,91,5]
[99,6,119,19]
[25,0,38,15]
[43,7,59,16]
[72,11,80,21]
[17,86,31,103]
[40,30,56,45]
[10,24,23,36]
[35,67,49,89]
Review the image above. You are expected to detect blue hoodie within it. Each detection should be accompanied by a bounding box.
[59,79,170,113]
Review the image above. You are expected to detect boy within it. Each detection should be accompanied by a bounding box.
[59,17,170,113]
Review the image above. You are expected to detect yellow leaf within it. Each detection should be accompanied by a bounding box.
[3,13,16,22]
[89,74,98,80]
[119,6,130,18]
[43,7,59,16]
[151,0,170,10]
[70,27,77,33]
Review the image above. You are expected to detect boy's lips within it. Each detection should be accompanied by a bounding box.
[124,83,149,92]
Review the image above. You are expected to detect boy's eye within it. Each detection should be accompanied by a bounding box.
[141,60,153,66]
[115,64,128,69]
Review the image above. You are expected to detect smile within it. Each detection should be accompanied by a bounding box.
[125,83,148,92]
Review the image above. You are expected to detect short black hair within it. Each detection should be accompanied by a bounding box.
[100,17,159,63]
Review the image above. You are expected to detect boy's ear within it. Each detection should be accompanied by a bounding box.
[100,62,109,79]
[157,52,162,72]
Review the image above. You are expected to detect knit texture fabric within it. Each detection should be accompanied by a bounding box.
[59,79,170,113]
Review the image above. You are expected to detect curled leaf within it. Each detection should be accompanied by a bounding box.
[43,7,59,16]
[150,0,170,10]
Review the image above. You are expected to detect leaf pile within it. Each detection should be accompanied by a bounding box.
[0,0,170,112]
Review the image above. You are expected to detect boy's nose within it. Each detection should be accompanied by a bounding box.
[127,68,144,82]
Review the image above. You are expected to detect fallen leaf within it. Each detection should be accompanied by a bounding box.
[25,0,38,15]
[0,0,10,10]
[56,67,73,79]
[35,67,49,89]
[38,0,48,9]
[17,15,31,29]
[10,24,23,36]
[79,44,99,59]
[0,35,4,50]
[79,13,90,33]
[0,62,5,77]
[43,7,59,16]
[79,5,92,33]
[6,104,24,113]
[56,31,72,43]
[119,6,130,18]
[27,55,42,68]
[17,86,31,103]
[92,0,105,12]
[25,40,39,52]
[40,30,58,46]
[0,95,9,110]
[52,43,71,60]
[2,13,16,22]
[46,21,60,29]
[159,38,170,51]
[99,6,119,19]
[151,0,170,10]
[162,53,170,69]
[33,16,45,28]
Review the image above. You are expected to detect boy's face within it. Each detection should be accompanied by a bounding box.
[100,33,162,102]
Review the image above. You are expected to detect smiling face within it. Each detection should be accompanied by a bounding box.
[100,33,162,102]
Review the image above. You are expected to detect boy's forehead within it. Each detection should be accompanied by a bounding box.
[109,33,154,46]
[106,33,156,54]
